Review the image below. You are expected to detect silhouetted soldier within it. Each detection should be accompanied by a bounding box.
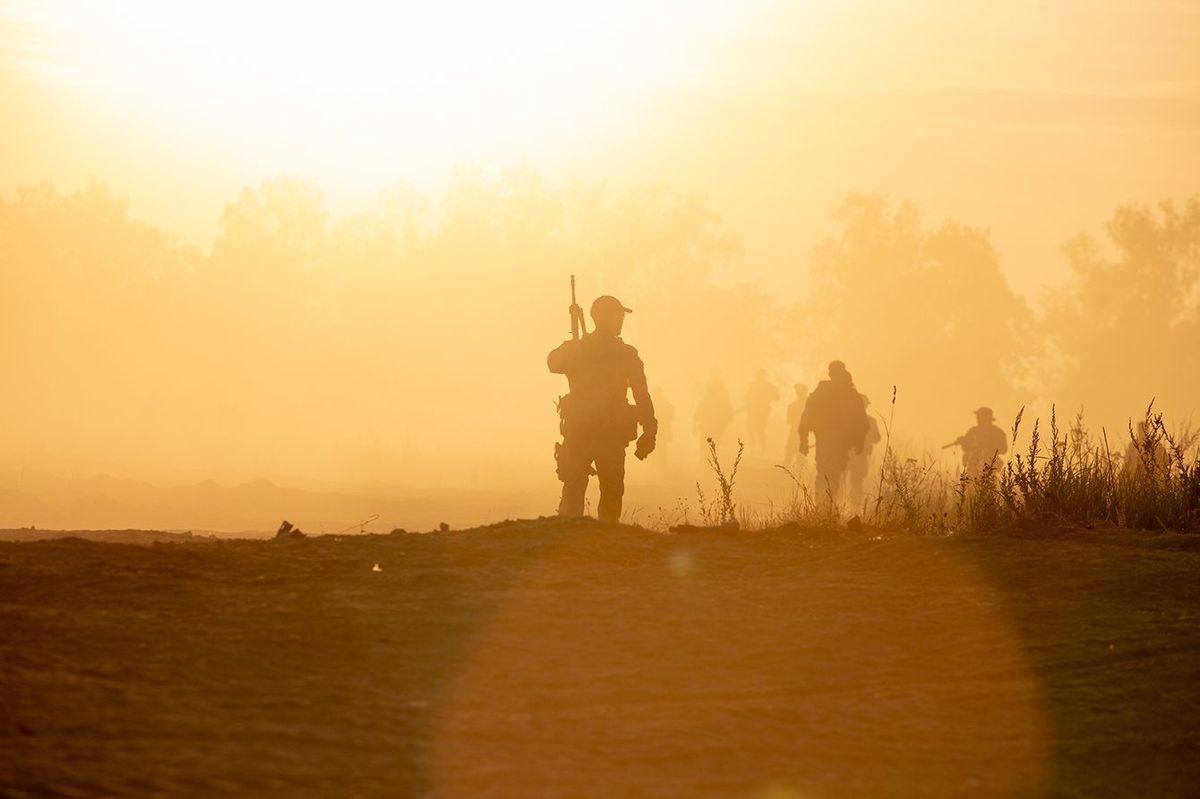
[744,369,780,458]
[847,394,882,507]
[782,382,809,469]
[549,295,657,523]
[693,371,734,450]
[797,361,869,501]
[944,407,1008,480]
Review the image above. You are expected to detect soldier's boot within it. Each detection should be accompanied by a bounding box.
[597,489,622,524]
[815,468,842,505]
[848,473,865,508]
[558,478,588,518]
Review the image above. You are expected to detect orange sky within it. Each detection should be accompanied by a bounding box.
[2,1,1199,531]
[3,0,1198,300]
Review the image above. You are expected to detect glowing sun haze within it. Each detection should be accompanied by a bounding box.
[0,0,1198,529]
[3,0,773,175]
[3,0,1195,296]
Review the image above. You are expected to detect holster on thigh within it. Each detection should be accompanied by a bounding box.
[556,427,598,483]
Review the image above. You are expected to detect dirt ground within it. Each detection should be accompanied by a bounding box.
[1,520,1198,798]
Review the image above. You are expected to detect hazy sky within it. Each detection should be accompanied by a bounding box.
[2,0,1199,298]
[2,1,1199,529]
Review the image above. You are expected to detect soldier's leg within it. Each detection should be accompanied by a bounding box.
[814,448,833,499]
[756,417,771,457]
[556,432,593,518]
[814,461,834,502]
[830,450,851,502]
[594,439,628,524]
[750,421,764,457]
[848,458,866,508]
[815,447,850,504]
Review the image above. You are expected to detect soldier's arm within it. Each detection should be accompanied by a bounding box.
[547,340,581,374]
[628,351,657,435]
[797,397,814,438]
[855,401,870,443]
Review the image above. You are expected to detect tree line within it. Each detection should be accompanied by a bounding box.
[1,172,1195,480]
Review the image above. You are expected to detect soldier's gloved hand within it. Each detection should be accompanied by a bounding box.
[635,433,656,460]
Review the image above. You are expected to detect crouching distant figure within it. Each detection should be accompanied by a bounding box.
[945,407,1008,481]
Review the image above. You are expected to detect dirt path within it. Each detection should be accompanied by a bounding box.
[1,520,1197,797]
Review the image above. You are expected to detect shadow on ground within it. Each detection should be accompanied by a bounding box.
[0,519,1197,797]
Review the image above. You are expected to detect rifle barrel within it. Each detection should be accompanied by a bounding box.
[569,275,579,340]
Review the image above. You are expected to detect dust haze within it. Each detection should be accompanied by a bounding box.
[1,0,1198,533]
[4,5,1200,798]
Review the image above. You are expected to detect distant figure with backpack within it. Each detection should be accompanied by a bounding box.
[743,369,780,459]
[782,382,809,470]
[847,394,882,508]
[798,361,869,502]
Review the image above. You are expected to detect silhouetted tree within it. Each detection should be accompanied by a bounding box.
[0,180,194,459]
[1043,196,1200,426]
[800,194,1034,437]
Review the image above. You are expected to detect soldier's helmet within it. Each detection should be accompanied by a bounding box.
[591,295,633,321]
[974,407,995,422]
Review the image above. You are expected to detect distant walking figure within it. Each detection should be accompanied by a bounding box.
[549,295,657,523]
[782,382,809,469]
[847,394,882,508]
[798,361,869,502]
[944,407,1008,480]
[743,369,780,458]
[1122,420,1170,478]
[693,371,734,450]
[653,387,676,468]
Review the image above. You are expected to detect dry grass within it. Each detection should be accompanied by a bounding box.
[967,404,1200,534]
[699,399,1199,536]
